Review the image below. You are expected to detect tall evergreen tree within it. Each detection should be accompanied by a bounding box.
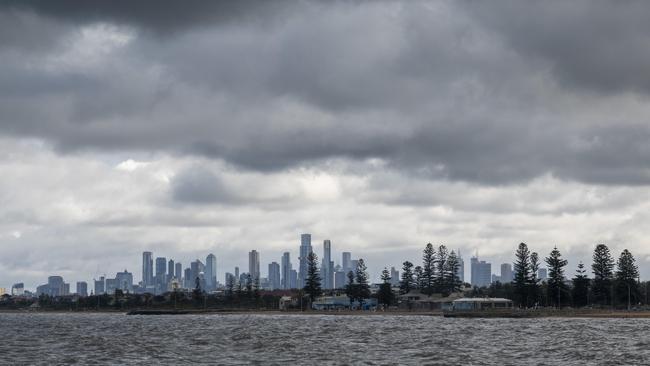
[443,250,462,295]
[572,262,590,308]
[414,266,424,290]
[378,268,394,308]
[435,245,448,293]
[545,246,568,307]
[400,261,415,294]
[421,243,436,295]
[615,249,639,309]
[528,252,541,307]
[513,243,531,307]
[592,244,614,306]
[304,252,322,303]
[355,259,371,308]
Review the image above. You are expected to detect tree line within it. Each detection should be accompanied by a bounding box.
[398,243,462,296]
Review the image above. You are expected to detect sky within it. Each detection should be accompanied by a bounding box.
[2,1,650,290]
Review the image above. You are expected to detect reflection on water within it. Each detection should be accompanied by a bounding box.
[1,313,649,365]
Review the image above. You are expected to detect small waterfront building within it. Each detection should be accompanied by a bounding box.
[451,298,513,311]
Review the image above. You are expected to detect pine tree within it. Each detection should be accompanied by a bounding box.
[545,246,568,307]
[345,270,356,308]
[615,249,639,309]
[355,259,371,308]
[592,244,614,306]
[528,252,540,307]
[444,250,462,295]
[513,243,531,307]
[378,268,393,308]
[414,266,424,290]
[435,245,448,293]
[422,243,436,295]
[572,262,590,307]
[400,261,415,294]
[304,252,322,303]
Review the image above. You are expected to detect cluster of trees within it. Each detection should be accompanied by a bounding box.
[399,243,462,296]
[494,243,641,309]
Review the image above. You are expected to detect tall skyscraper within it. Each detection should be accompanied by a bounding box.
[206,254,217,291]
[142,251,153,287]
[155,257,167,293]
[115,270,134,292]
[299,234,312,287]
[334,270,346,289]
[76,281,88,297]
[94,276,105,295]
[322,240,334,289]
[470,256,492,287]
[289,269,298,289]
[350,259,359,274]
[175,262,182,282]
[500,263,513,283]
[268,262,281,290]
[390,267,399,287]
[167,259,175,282]
[457,250,465,283]
[281,252,292,289]
[248,250,260,281]
[190,259,205,289]
[342,252,352,274]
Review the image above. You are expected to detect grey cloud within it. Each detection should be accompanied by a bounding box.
[170,166,237,204]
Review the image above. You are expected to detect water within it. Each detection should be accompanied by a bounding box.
[1,313,649,365]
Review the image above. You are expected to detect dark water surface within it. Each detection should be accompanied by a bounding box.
[1,313,649,365]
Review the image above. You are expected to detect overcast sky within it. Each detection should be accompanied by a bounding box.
[2,1,650,289]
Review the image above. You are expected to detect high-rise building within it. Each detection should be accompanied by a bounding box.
[206,254,217,291]
[390,267,399,287]
[470,256,491,287]
[175,262,182,282]
[500,263,513,283]
[142,251,153,287]
[155,257,167,293]
[299,234,312,287]
[281,252,292,289]
[289,269,298,289]
[249,250,260,281]
[350,259,359,274]
[94,276,105,295]
[458,250,465,283]
[190,259,205,289]
[334,270,346,289]
[268,262,281,290]
[235,267,240,284]
[342,252,352,274]
[11,283,24,296]
[322,240,334,289]
[167,259,175,282]
[183,268,191,289]
[115,270,134,292]
[76,281,88,297]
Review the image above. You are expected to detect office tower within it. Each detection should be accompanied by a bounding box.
[76,281,88,297]
[155,257,167,293]
[115,270,134,292]
[11,283,24,296]
[249,250,260,281]
[167,259,175,282]
[350,259,359,274]
[281,252,292,289]
[470,256,492,287]
[142,251,153,287]
[94,276,105,295]
[322,240,334,290]
[538,268,548,281]
[175,262,182,282]
[500,263,514,283]
[183,268,191,288]
[268,262,281,290]
[342,252,352,274]
[289,269,298,289]
[206,254,217,291]
[105,278,118,294]
[299,234,312,287]
[334,270,346,289]
[225,272,235,288]
[190,260,205,289]
[235,266,240,281]
[458,250,465,283]
[390,267,399,287]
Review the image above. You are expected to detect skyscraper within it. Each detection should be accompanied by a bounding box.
[167,259,175,282]
[500,263,513,283]
[115,270,134,292]
[94,276,105,295]
[458,250,465,283]
[470,256,491,287]
[299,234,312,287]
[390,267,399,287]
[142,251,153,287]
[155,257,167,293]
[190,259,205,289]
[206,254,217,291]
[281,252,292,289]
[249,250,260,281]
[268,262,281,290]
[342,252,352,274]
[322,240,333,289]
[175,262,182,282]
[76,281,88,297]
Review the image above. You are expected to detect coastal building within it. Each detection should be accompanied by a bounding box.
[451,298,513,311]
[299,234,312,287]
[470,256,491,287]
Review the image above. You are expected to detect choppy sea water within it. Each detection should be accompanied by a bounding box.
[1,313,649,365]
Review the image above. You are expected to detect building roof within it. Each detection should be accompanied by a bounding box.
[453,297,512,303]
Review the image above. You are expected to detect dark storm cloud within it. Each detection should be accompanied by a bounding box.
[1,1,650,186]
[170,166,238,204]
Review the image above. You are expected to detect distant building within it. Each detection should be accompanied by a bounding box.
[248,250,260,282]
[94,276,105,295]
[76,281,88,297]
[206,254,217,291]
[322,240,334,289]
[175,262,182,283]
[105,278,118,294]
[37,276,69,297]
[500,263,513,283]
[155,257,167,293]
[268,262,281,290]
[167,259,175,283]
[0,288,6,296]
[115,270,134,293]
[281,252,292,289]
[457,251,465,283]
[299,234,312,288]
[183,268,192,289]
[290,269,298,289]
[11,283,24,296]
[470,256,491,287]
[538,268,548,281]
[334,270,346,289]
[350,260,359,274]
[390,267,400,287]
[342,252,352,274]
[142,251,153,288]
